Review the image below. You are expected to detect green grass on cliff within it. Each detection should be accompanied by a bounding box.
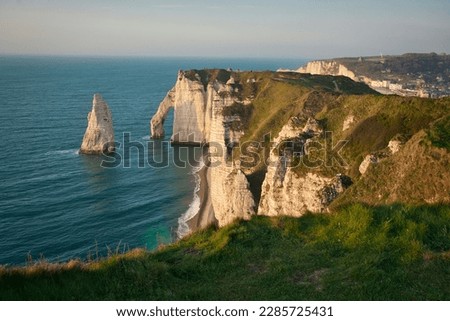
[1,204,449,300]
[236,71,376,146]
[427,115,450,150]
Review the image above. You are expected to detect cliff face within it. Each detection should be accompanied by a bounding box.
[258,118,348,216]
[207,86,255,226]
[80,94,115,155]
[151,71,212,144]
[151,71,255,229]
[298,61,357,81]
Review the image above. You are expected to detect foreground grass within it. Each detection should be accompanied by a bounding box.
[1,204,449,300]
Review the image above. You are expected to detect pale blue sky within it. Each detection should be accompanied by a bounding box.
[0,0,449,58]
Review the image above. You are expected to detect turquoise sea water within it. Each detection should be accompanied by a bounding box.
[0,56,305,265]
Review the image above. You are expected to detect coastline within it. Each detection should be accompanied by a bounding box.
[177,157,216,238]
[186,163,216,232]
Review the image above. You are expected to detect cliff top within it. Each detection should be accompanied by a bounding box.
[182,68,376,97]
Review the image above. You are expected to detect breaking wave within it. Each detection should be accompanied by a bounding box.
[177,160,204,238]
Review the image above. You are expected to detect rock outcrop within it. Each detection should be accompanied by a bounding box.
[151,70,255,230]
[80,94,115,155]
[388,138,403,154]
[359,154,378,175]
[342,115,355,131]
[258,118,349,217]
[359,136,405,175]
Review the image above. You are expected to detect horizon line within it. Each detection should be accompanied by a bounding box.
[0,52,313,61]
[1,51,446,61]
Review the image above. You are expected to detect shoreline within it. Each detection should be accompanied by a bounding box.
[185,160,216,234]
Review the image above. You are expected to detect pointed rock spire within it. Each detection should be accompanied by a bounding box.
[80,94,115,154]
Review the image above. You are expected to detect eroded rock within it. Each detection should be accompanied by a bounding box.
[80,94,114,155]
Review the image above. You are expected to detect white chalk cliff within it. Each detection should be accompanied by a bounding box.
[297,61,357,81]
[151,71,212,144]
[151,71,255,229]
[258,118,348,216]
[80,94,115,154]
[207,83,255,227]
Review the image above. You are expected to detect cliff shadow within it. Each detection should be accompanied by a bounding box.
[246,167,267,209]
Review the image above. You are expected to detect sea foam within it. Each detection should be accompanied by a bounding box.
[45,149,80,156]
[177,159,204,238]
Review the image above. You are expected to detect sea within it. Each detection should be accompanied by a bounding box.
[0,55,305,265]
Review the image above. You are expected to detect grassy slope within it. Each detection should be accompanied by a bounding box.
[1,204,449,300]
[236,71,376,146]
[332,131,450,207]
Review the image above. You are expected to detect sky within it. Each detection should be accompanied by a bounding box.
[0,0,449,59]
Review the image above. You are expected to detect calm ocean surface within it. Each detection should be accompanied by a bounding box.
[0,56,305,265]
